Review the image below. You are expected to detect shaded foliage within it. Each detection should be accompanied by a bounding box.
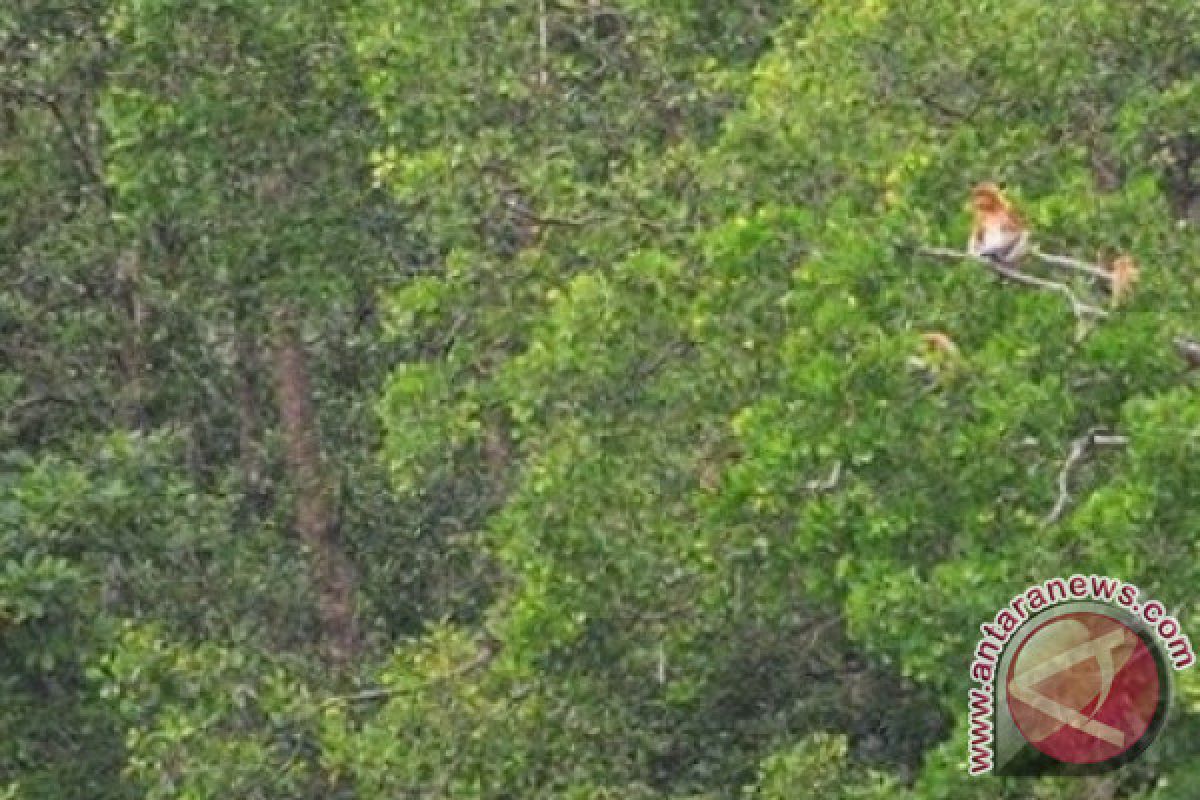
[5,1,1200,799]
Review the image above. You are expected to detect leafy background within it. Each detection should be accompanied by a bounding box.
[4,1,1200,797]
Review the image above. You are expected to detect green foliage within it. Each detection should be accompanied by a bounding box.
[93,621,323,799]
[745,733,898,799]
[9,0,1200,797]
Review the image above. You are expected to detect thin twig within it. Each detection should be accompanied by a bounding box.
[503,194,595,228]
[1043,428,1129,526]
[633,339,693,380]
[1032,248,1112,282]
[317,636,501,710]
[3,85,108,205]
[918,246,1109,320]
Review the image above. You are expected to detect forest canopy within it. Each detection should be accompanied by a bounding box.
[4,1,1200,797]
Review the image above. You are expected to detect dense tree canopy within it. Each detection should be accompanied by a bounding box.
[5,1,1200,797]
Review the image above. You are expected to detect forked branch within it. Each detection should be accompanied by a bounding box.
[1043,428,1129,526]
[918,246,1109,320]
[802,461,843,494]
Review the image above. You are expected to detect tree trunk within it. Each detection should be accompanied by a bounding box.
[235,329,265,499]
[271,306,359,663]
[116,246,147,430]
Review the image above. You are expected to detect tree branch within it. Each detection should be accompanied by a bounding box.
[802,461,843,494]
[1031,248,1112,282]
[918,246,1109,320]
[1043,428,1129,526]
[537,0,549,88]
[3,84,109,206]
[1,392,74,427]
[318,636,501,709]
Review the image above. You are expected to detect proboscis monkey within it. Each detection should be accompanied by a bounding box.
[920,331,960,358]
[909,330,963,388]
[968,182,1030,266]
[1108,254,1139,308]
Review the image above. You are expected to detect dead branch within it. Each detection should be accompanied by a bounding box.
[1031,248,1112,282]
[802,461,843,494]
[537,0,549,88]
[918,246,1109,320]
[1043,428,1129,526]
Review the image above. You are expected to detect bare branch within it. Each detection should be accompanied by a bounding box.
[537,0,549,88]
[802,461,843,494]
[918,246,1109,320]
[1091,434,1129,448]
[1031,248,1112,282]
[1043,428,1129,526]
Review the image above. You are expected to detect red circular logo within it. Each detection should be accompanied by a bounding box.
[1005,611,1162,765]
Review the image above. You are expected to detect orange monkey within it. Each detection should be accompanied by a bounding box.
[967,182,1030,266]
[1108,254,1139,308]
